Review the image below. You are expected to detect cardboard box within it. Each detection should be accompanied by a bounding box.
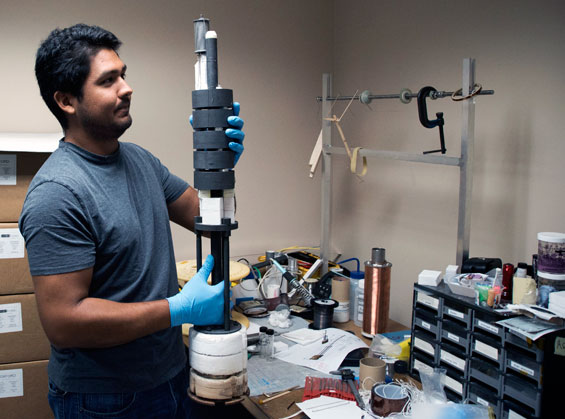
[0,151,50,223]
[0,223,33,295]
[0,293,51,364]
[0,360,52,419]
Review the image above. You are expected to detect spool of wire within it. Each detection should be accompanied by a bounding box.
[310,298,339,330]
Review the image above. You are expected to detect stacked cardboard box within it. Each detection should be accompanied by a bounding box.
[1,135,58,419]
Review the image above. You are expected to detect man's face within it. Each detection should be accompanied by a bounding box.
[73,48,133,140]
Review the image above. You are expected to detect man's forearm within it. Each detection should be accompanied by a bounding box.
[45,297,171,349]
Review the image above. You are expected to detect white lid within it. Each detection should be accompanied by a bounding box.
[537,270,565,280]
[538,232,565,243]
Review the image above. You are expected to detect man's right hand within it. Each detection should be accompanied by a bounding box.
[166,255,224,327]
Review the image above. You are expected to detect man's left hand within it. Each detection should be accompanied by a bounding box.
[189,102,245,166]
[226,102,244,166]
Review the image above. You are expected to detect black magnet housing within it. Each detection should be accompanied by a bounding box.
[191,89,235,190]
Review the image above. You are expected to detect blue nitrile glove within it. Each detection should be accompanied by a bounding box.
[189,102,245,166]
[226,102,245,165]
[167,255,224,327]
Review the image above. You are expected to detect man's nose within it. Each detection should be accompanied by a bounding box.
[119,79,133,98]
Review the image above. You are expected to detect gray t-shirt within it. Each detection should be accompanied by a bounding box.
[19,140,189,393]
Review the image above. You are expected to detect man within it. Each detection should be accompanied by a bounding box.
[19,24,244,418]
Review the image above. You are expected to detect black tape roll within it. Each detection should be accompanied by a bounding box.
[192,89,233,109]
[192,108,233,129]
[194,150,234,170]
[193,131,231,149]
[194,170,235,190]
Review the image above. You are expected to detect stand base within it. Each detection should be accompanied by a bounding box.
[187,388,249,406]
[189,368,248,403]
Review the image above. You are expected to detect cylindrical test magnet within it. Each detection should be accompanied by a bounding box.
[192,89,233,109]
[192,108,233,129]
[363,248,392,338]
[194,170,235,190]
[194,150,234,170]
[193,131,232,149]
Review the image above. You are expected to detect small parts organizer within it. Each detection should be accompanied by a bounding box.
[409,282,565,418]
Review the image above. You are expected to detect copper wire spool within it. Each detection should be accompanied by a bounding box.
[363,248,392,337]
[370,383,409,417]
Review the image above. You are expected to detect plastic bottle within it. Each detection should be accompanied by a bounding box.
[338,258,365,320]
[354,279,365,327]
[515,262,528,278]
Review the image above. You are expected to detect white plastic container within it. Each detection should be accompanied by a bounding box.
[538,232,565,274]
[537,270,565,291]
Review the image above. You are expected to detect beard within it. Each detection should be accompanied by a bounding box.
[79,110,133,142]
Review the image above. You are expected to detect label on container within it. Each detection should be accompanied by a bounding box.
[555,337,565,356]
[476,396,490,407]
[0,154,17,186]
[0,303,23,334]
[447,308,465,319]
[447,332,460,344]
[0,369,23,399]
[0,229,25,259]
[441,349,465,370]
[416,293,439,310]
[413,359,433,373]
[510,360,534,377]
[475,340,499,361]
[476,320,499,335]
[414,337,434,355]
[508,410,527,419]
[444,375,462,394]
[420,320,431,330]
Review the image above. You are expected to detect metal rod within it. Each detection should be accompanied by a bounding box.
[326,145,461,167]
[223,230,230,330]
[316,90,494,102]
[320,74,333,275]
[456,59,476,267]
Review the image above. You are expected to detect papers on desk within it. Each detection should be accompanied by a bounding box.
[296,396,365,419]
[275,328,368,375]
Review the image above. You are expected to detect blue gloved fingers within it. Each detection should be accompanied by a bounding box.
[227,116,244,130]
[225,127,244,141]
[189,114,193,126]
[199,254,214,278]
[233,102,240,117]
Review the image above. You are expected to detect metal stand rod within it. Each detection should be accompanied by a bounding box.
[316,89,493,102]
[223,229,230,330]
[320,74,332,275]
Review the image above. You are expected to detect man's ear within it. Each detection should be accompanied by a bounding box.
[53,91,77,116]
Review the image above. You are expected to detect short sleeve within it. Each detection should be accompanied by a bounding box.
[19,181,96,276]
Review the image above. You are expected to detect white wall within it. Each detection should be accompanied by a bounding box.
[2,1,563,327]
[331,0,565,325]
[0,0,332,260]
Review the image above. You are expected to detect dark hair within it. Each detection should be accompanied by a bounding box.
[35,24,122,129]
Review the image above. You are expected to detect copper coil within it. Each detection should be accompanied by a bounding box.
[363,262,391,337]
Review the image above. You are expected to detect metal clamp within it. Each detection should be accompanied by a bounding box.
[417,86,446,155]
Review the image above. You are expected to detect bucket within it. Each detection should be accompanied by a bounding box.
[538,232,565,274]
